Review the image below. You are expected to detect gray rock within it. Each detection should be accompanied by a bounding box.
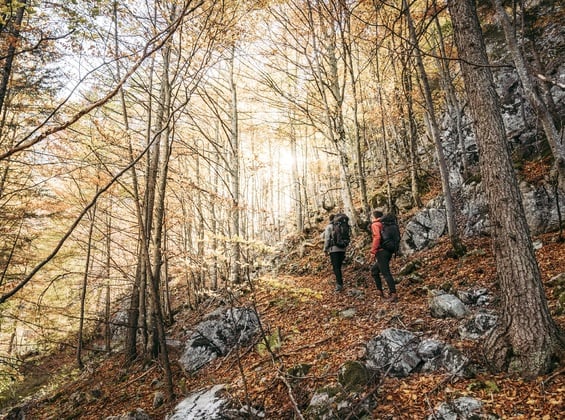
[456,288,489,305]
[441,345,469,376]
[428,396,484,420]
[305,386,375,420]
[340,308,356,318]
[430,294,469,319]
[105,408,152,420]
[402,205,447,253]
[179,307,260,373]
[167,385,227,420]
[459,312,498,340]
[400,180,564,252]
[521,182,565,235]
[417,339,444,360]
[365,328,421,377]
[418,341,469,376]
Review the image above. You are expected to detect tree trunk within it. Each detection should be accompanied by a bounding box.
[340,3,370,218]
[77,198,97,369]
[447,0,564,377]
[432,11,468,180]
[104,200,112,353]
[402,66,423,209]
[404,0,465,256]
[146,32,174,397]
[289,127,304,232]
[307,1,358,226]
[228,44,242,284]
[105,282,111,353]
[493,0,565,190]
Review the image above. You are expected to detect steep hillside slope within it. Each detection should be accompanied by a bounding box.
[4,229,564,419]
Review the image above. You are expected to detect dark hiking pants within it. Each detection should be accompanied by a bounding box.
[330,251,346,286]
[371,249,396,293]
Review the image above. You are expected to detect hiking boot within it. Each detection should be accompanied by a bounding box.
[386,293,398,302]
[376,290,384,298]
[335,284,343,292]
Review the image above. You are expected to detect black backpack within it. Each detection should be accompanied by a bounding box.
[331,213,350,248]
[380,214,400,254]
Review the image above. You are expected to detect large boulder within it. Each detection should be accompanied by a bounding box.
[167,384,264,419]
[179,307,260,373]
[167,385,228,420]
[401,204,447,254]
[520,182,565,235]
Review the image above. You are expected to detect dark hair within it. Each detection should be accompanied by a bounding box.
[372,210,383,219]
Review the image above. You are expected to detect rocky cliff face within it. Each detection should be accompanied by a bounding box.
[402,0,564,253]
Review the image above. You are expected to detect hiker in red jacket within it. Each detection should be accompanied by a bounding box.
[368,210,398,302]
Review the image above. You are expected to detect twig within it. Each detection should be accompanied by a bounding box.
[428,373,457,394]
[278,372,305,420]
[542,366,565,385]
[277,337,332,356]
[120,365,156,389]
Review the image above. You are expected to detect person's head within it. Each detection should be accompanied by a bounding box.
[372,210,383,221]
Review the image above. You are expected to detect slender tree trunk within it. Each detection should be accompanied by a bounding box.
[404,0,465,256]
[0,2,25,195]
[195,142,206,290]
[114,0,146,363]
[376,68,393,213]
[289,126,304,232]
[211,123,220,289]
[402,64,423,208]
[228,44,241,284]
[105,282,111,353]
[432,11,468,180]
[447,0,564,377]
[146,33,174,397]
[307,0,358,226]
[104,200,112,353]
[493,0,565,189]
[77,198,97,369]
[340,3,370,218]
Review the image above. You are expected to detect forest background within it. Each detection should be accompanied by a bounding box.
[0,0,564,418]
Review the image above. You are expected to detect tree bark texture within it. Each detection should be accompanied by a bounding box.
[447,0,564,377]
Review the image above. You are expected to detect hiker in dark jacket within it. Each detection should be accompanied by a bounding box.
[324,214,346,292]
[369,210,398,302]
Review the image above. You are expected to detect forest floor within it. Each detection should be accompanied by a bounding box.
[1,229,565,419]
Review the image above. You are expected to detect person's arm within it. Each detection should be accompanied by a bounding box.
[369,221,382,261]
[323,225,331,253]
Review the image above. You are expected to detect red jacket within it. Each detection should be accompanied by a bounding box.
[370,220,383,257]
